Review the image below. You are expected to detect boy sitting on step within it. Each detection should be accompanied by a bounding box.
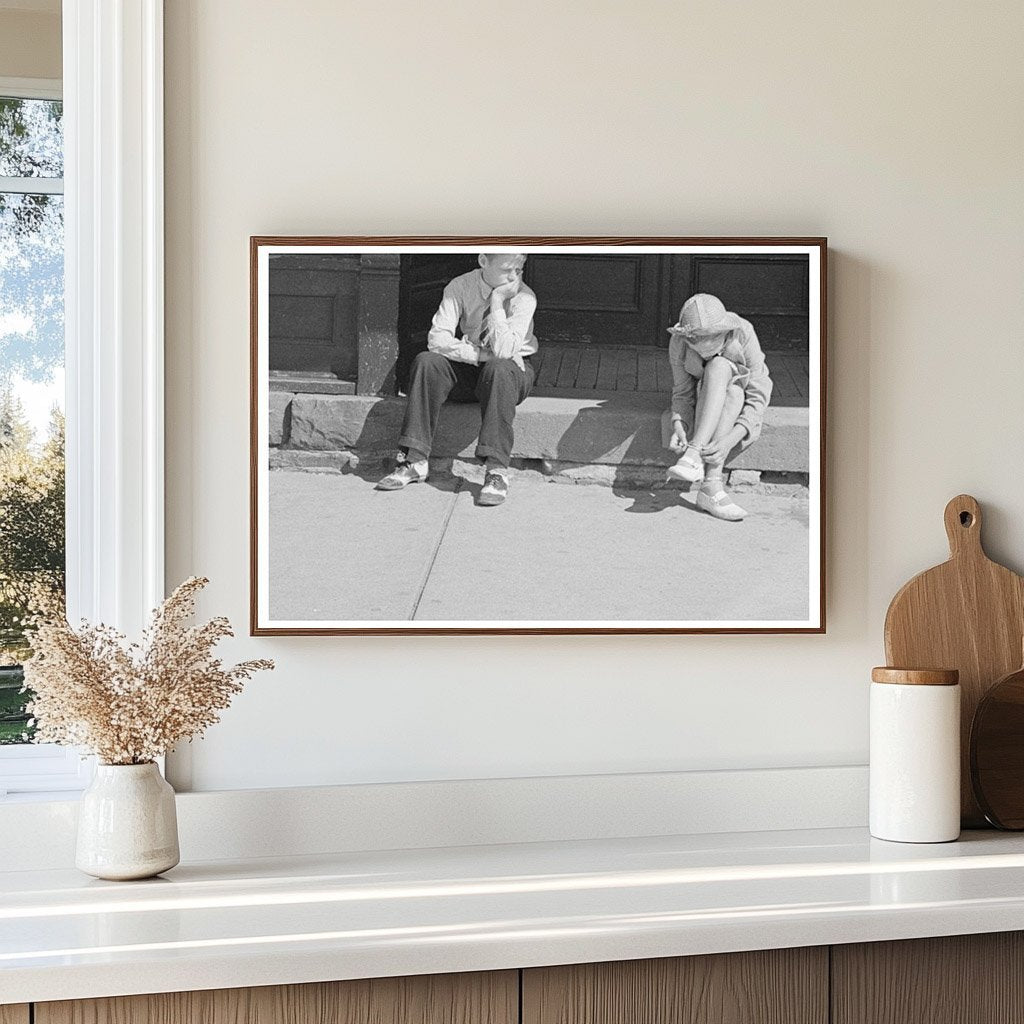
[376,253,538,507]
[664,293,773,521]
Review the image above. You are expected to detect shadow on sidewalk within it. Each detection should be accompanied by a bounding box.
[341,395,481,494]
[553,394,739,516]
[335,391,741,517]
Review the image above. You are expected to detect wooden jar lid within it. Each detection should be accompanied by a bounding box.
[871,667,960,686]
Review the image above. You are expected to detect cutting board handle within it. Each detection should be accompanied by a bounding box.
[944,494,982,559]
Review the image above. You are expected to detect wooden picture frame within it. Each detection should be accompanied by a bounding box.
[251,237,827,635]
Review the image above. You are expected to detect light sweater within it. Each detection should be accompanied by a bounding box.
[668,315,773,449]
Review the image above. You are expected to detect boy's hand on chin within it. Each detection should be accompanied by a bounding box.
[491,279,521,301]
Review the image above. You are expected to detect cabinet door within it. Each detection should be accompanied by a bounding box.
[832,932,1024,1024]
[523,949,828,1024]
[36,971,517,1024]
[0,1007,30,1024]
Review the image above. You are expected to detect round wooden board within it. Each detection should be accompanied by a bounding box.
[971,664,1024,829]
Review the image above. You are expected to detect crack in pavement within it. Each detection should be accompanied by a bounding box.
[409,478,466,621]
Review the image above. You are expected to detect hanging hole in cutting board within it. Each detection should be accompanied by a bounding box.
[960,511,974,527]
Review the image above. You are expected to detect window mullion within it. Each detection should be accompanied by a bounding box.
[63,0,165,634]
[0,176,64,195]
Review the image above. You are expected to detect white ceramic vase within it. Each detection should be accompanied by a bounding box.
[76,762,180,880]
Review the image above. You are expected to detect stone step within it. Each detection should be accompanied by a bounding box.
[273,392,810,474]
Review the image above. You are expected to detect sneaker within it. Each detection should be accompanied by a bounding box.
[478,471,509,506]
[696,486,747,521]
[375,456,428,491]
[666,445,704,484]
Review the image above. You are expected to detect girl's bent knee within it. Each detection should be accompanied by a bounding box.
[705,355,733,379]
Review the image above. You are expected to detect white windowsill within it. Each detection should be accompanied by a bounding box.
[1,765,870,866]
[0,789,86,804]
[0,745,94,799]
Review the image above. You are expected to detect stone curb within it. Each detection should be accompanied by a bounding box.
[268,449,809,495]
[271,393,811,474]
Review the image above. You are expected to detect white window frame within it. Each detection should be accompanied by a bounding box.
[0,77,64,195]
[0,0,165,797]
[0,75,83,795]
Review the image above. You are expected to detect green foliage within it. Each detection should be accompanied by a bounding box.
[0,95,66,742]
[0,392,65,742]
[0,665,30,743]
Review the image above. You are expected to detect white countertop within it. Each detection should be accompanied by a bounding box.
[4,826,1024,1005]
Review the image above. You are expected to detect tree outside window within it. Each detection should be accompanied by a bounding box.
[0,95,65,744]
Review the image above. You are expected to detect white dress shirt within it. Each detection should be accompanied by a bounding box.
[427,269,539,365]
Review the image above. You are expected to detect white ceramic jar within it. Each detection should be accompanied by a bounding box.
[870,667,961,843]
[76,762,180,880]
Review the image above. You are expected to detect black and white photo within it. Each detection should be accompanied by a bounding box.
[251,238,826,634]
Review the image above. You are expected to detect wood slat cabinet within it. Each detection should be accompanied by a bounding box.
[15,933,1024,1024]
[34,972,517,1024]
[831,932,1024,1024]
[523,936,1024,1024]
[522,948,828,1024]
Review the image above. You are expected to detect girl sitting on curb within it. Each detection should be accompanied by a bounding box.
[663,293,773,522]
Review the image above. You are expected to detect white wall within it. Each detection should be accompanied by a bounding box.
[163,0,1024,792]
[0,7,61,80]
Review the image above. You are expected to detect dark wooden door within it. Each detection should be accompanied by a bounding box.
[268,253,361,386]
[666,254,810,353]
[397,254,479,389]
[396,252,811,394]
[397,253,664,370]
[526,254,663,346]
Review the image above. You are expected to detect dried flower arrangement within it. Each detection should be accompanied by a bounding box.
[22,577,273,765]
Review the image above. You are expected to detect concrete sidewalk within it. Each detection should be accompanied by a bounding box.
[269,468,810,624]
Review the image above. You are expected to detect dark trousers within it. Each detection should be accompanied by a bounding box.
[398,350,535,468]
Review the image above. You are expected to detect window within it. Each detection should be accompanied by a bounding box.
[0,80,82,794]
[0,89,66,735]
[0,6,167,798]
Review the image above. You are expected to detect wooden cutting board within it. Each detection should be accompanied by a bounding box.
[884,494,1024,827]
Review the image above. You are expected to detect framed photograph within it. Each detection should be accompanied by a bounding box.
[251,237,826,635]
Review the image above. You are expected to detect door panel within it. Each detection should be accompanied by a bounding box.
[36,971,518,1024]
[528,254,661,346]
[395,251,810,391]
[530,256,643,311]
[670,254,810,353]
[832,933,1024,1024]
[523,949,828,1024]
[398,253,664,372]
[268,254,361,381]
